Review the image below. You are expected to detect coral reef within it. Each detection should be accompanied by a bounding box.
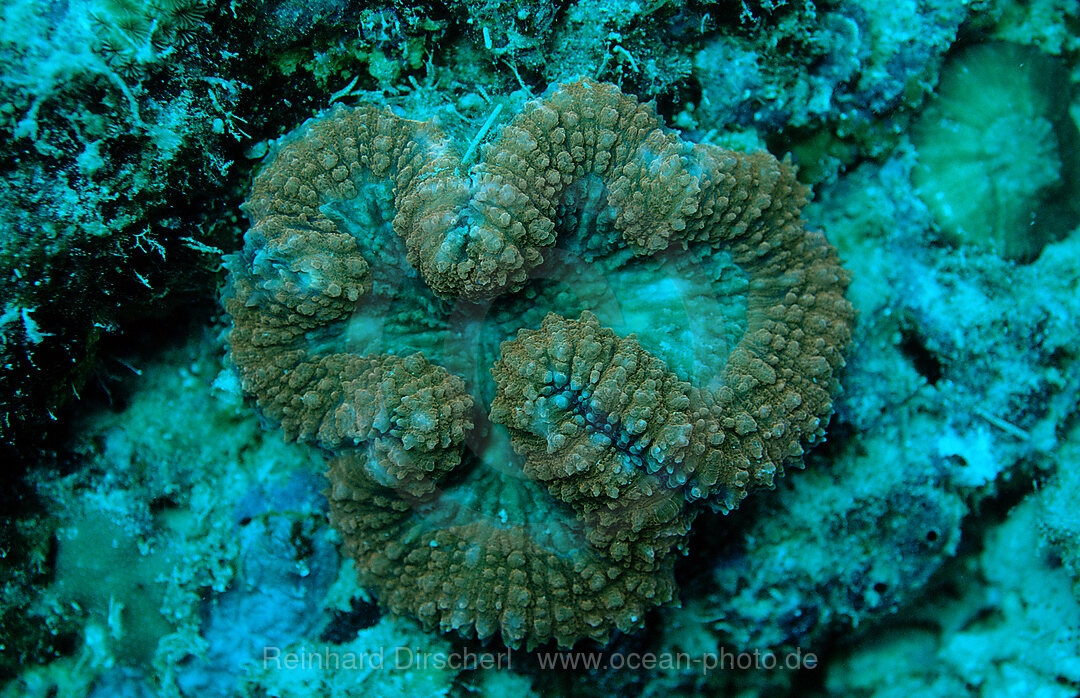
[824,493,1080,698]
[3,0,1079,695]
[0,332,344,697]
[223,77,853,649]
[0,0,244,457]
[175,471,338,698]
[692,0,969,131]
[680,149,1080,675]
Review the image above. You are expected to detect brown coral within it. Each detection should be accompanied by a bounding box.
[223,78,854,649]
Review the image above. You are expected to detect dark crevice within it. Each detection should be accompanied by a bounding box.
[898,326,943,385]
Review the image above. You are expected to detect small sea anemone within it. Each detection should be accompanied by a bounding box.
[911,42,1080,261]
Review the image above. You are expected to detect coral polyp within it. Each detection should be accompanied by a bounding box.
[912,42,1080,261]
[223,78,854,648]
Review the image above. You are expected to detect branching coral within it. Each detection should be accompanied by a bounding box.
[223,78,854,648]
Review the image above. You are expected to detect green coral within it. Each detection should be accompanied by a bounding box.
[911,42,1080,261]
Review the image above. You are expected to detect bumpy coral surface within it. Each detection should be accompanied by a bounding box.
[223,78,854,649]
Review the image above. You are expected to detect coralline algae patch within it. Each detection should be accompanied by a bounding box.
[223,78,853,650]
[911,41,1080,261]
[51,511,179,667]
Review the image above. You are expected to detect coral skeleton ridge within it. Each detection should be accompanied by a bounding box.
[223,78,854,649]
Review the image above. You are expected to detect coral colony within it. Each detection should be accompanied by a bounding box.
[224,79,853,648]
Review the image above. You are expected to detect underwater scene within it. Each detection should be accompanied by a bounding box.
[1,0,1078,696]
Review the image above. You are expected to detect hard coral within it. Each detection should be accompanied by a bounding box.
[912,42,1080,261]
[223,78,854,648]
